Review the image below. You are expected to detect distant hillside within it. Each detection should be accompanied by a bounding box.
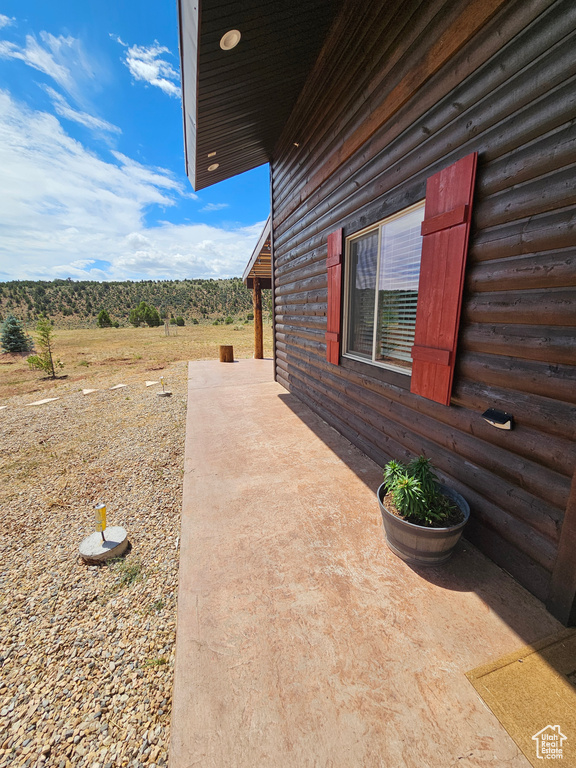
[0,278,271,328]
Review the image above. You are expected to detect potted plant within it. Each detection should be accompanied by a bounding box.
[377,456,469,566]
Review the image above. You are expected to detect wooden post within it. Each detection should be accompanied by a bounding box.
[253,276,263,359]
[219,345,234,362]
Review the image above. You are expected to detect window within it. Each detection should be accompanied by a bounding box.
[326,152,477,405]
[344,201,425,375]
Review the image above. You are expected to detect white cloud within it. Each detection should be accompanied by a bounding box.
[126,232,151,249]
[109,33,127,47]
[0,32,94,100]
[200,202,229,212]
[108,221,264,279]
[114,38,181,98]
[0,14,15,29]
[43,86,121,135]
[0,91,264,281]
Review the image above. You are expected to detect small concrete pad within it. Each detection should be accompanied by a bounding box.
[109,384,127,390]
[79,526,128,563]
[145,380,160,387]
[82,388,99,395]
[157,390,172,397]
[26,397,60,406]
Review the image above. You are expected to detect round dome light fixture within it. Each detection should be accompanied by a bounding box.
[208,163,220,172]
[220,29,241,50]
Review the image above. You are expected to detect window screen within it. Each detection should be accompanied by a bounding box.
[345,202,424,374]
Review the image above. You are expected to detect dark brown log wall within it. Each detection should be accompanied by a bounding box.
[270,0,576,605]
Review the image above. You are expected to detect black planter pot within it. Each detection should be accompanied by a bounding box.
[377,483,470,566]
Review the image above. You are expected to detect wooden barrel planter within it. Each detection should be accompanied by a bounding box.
[377,483,470,566]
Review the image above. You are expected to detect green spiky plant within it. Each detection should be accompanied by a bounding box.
[407,456,439,500]
[383,455,459,527]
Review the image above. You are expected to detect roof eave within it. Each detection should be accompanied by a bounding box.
[242,215,271,283]
[179,0,343,192]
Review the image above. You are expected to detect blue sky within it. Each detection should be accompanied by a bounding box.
[0,1,270,281]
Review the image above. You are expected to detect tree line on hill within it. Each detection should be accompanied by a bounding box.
[0,278,270,328]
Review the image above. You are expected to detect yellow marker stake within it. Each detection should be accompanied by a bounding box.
[95,503,107,541]
[160,377,165,392]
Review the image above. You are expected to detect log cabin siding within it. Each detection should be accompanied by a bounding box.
[270,0,576,602]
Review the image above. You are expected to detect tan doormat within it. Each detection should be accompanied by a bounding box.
[467,628,576,767]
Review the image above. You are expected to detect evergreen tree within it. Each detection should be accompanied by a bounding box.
[27,317,63,378]
[97,309,113,328]
[1,314,33,354]
[144,304,161,327]
[128,306,141,327]
[128,301,161,327]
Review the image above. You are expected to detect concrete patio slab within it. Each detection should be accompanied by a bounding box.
[170,359,561,768]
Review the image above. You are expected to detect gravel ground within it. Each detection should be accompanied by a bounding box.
[0,361,187,768]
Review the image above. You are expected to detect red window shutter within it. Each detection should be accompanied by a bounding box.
[325,228,343,365]
[410,152,478,405]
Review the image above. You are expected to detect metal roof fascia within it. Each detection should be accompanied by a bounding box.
[178,0,200,190]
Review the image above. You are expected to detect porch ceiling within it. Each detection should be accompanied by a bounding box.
[177,0,342,190]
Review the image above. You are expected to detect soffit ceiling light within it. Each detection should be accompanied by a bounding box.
[220,29,241,50]
[208,163,220,172]
[208,152,217,158]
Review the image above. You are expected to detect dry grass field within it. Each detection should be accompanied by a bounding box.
[0,321,272,768]
[0,321,273,401]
